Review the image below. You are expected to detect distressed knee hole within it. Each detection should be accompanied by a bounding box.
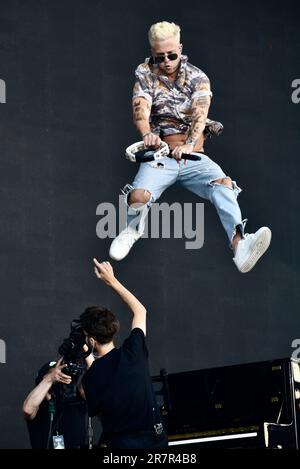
[212,177,233,188]
[128,189,151,206]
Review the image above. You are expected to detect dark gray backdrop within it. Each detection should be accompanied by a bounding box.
[0,0,299,448]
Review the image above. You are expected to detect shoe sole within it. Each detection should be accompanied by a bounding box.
[239,228,272,273]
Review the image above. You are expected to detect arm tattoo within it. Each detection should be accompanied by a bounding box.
[133,106,147,122]
[188,96,210,142]
[133,99,151,124]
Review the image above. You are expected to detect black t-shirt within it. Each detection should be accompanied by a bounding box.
[82,328,157,438]
[27,397,88,449]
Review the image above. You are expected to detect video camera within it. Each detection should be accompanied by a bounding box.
[58,319,92,383]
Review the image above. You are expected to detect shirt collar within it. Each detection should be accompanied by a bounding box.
[145,54,188,87]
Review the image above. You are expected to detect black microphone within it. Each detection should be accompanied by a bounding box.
[180,152,202,161]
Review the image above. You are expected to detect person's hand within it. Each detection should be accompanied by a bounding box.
[43,358,72,385]
[93,258,116,286]
[143,132,161,149]
[83,344,89,353]
[171,143,194,161]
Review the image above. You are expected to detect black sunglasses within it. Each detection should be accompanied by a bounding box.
[152,52,178,64]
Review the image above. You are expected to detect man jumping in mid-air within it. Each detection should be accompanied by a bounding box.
[109,21,271,273]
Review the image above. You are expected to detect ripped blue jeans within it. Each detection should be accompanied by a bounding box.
[124,153,245,244]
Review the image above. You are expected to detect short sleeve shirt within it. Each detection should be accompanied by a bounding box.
[82,328,157,439]
[132,55,212,136]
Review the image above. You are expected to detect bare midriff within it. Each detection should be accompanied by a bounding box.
[162,132,204,152]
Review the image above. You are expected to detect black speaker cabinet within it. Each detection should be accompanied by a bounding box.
[154,358,300,449]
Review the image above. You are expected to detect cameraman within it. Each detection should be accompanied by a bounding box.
[81,258,168,449]
[22,353,93,449]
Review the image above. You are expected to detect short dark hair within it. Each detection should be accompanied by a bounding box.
[80,306,120,345]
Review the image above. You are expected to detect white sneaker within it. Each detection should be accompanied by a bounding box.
[233,227,272,273]
[109,226,141,261]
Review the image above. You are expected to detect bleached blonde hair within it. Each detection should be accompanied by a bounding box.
[148,21,181,47]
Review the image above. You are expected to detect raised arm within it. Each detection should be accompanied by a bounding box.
[93,258,147,335]
[22,358,71,420]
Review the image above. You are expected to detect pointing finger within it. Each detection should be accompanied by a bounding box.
[93,258,101,267]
